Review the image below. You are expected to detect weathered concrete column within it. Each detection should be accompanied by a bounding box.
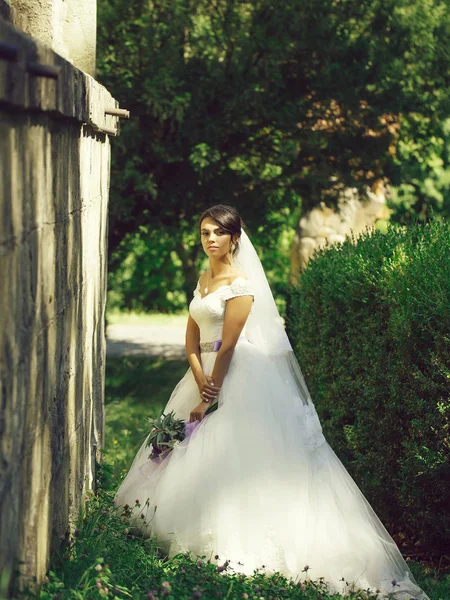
[10,0,96,75]
[0,15,121,595]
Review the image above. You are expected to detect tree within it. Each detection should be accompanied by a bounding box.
[389,117,450,223]
[97,0,450,297]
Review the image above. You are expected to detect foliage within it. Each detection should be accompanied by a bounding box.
[97,0,450,292]
[107,228,187,314]
[107,207,298,315]
[287,218,450,553]
[389,117,450,223]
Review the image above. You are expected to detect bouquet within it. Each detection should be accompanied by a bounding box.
[145,403,218,463]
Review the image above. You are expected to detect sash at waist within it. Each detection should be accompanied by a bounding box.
[199,339,222,353]
[199,336,247,353]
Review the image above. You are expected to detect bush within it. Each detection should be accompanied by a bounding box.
[287,218,450,551]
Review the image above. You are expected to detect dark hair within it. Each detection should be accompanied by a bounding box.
[198,204,243,257]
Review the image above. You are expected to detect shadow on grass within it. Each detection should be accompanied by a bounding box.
[104,356,188,481]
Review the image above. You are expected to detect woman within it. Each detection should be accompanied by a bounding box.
[115,205,429,599]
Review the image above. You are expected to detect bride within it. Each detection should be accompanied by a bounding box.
[114,204,429,599]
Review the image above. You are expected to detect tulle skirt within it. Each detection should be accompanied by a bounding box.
[114,338,428,599]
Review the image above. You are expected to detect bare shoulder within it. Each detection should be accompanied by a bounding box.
[227,269,248,284]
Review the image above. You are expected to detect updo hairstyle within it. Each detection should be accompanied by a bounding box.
[198,204,243,258]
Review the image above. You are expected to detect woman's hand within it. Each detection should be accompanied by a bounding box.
[189,401,210,423]
[190,375,221,422]
[197,375,221,403]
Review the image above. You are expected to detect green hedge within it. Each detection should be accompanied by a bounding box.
[287,219,450,551]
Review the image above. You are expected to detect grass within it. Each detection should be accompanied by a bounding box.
[104,356,188,479]
[23,356,449,600]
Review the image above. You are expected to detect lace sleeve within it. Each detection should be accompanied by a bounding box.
[223,277,255,301]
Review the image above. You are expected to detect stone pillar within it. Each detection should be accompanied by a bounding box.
[10,0,96,75]
[0,15,121,595]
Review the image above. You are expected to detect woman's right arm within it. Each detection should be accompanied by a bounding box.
[186,314,220,404]
[185,314,204,385]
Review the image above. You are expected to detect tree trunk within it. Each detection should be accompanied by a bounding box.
[175,238,201,303]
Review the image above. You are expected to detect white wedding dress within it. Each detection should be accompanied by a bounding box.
[115,276,429,599]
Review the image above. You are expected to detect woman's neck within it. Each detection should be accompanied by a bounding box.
[209,258,232,278]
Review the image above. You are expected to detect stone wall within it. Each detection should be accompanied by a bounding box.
[0,16,120,594]
[6,0,96,75]
[290,183,390,280]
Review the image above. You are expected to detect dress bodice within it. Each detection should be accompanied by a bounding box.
[189,276,255,343]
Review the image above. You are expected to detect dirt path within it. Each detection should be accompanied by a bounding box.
[106,319,188,359]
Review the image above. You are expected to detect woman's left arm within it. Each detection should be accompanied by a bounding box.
[211,295,253,387]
